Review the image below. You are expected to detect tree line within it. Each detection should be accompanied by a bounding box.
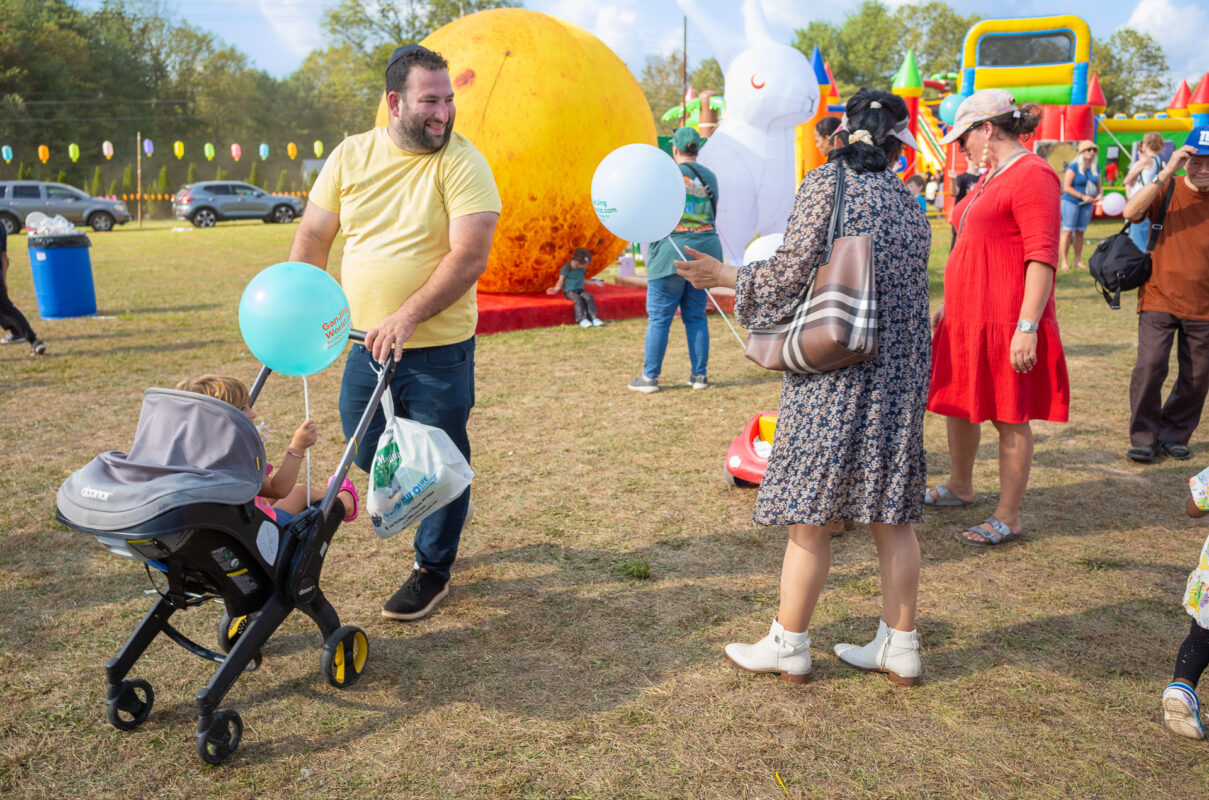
[0,0,1178,192]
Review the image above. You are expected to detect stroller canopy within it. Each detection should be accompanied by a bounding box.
[58,388,267,531]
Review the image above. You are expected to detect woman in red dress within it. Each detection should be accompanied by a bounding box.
[926,89,1069,546]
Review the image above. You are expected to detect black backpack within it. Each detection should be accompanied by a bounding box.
[1088,179,1175,310]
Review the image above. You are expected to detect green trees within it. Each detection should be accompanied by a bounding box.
[186,162,197,184]
[91,166,103,197]
[791,1,979,94]
[1091,29,1171,115]
[276,169,291,193]
[121,164,134,191]
[248,161,261,189]
[215,166,227,181]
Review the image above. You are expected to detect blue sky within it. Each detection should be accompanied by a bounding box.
[78,0,1206,86]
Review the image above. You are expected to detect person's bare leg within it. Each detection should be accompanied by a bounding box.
[1058,229,1072,270]
[870,523,920,631]
[274,483,356,518]
[930,415,979,504]
[777,523,832,633]
[1073,230,1086,269]
[273,483,312,515]
[959,420,1032,543]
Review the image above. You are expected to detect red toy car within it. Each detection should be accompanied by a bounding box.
[724,412,777,488]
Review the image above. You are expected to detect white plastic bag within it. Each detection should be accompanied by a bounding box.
[366,387,473,539]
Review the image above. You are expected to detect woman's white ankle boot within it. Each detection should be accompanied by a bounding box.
[833,620,922,686]
[724,618,811,684]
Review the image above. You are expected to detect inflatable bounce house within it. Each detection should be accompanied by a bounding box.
[1095,77,1209,191]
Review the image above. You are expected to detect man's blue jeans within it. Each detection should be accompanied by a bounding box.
[643,274,709,379]
[339,338,475,583]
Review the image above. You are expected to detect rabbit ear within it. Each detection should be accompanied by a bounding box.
[676,0,744,71]
[742,0,776,45]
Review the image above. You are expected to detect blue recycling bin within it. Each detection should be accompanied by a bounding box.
[28,233,96,319]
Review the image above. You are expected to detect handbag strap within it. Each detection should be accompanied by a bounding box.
[821,166,847,263]
[1145,178,1177,253]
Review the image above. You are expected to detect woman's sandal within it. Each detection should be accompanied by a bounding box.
[327,475,359,522]
[924,485,972,508]
[955,516,1021,547]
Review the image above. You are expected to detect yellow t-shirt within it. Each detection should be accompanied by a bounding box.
[308,127,501,347]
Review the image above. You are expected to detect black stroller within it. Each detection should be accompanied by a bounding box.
[55,331,394,765]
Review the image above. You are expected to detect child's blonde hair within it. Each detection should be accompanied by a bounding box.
[176,374,250,409]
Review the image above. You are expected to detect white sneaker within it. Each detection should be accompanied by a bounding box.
[1163,683,1206,739]
[834,620,922,686]
[579,319,592,328]
[724,618,811,684]
[591,318,604,326]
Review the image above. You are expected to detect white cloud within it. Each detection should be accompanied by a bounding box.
[257,0,323,60]
[1124,0,1207,82]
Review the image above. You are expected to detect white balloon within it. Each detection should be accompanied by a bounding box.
[1101,192,1127,216]
[743,233,783,264]
[591,144,685,243]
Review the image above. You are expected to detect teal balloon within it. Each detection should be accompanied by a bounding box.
[939,94,963,126]
[238,262,351,376]
[1,145,10,163]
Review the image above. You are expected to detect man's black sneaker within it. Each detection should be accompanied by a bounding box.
[381,568,448,621]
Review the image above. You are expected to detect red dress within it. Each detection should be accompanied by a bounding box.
[928,154,1069,424]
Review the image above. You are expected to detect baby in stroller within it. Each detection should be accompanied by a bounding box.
[175,373,359,526]
[57,337,398,765]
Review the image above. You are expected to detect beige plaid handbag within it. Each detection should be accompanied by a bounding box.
[744,167,877,374]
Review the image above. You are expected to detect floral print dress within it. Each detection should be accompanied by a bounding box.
[734,161,932,526]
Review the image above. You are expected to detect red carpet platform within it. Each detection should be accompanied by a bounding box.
[476,283,735,336]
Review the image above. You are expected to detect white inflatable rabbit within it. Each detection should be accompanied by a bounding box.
[676,0,819,264]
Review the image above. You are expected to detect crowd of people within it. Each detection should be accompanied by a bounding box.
[678,87,1209,733]
[30,40,1205,738]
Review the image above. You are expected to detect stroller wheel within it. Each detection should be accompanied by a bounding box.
[196,709,243,765]
[216,611,256,652]
[106,678,154,731]
[217,611,263,670]
[321,625,369,688]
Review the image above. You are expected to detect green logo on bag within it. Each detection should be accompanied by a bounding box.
[371,439,401,489]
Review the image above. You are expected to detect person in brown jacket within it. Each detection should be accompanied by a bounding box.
[1123,126,1209,463]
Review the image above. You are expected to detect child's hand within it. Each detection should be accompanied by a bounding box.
[546,286,559,295]
[290,419,318,451]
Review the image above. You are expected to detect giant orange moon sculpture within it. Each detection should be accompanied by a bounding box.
[375,9,656,293]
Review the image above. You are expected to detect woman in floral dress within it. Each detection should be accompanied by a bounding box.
[676,88,932,685]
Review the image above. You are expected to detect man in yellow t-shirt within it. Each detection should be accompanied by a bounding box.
[289,44,501,622]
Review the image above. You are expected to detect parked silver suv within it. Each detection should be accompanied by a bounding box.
[173,182,305,228]
[0,181,131,234]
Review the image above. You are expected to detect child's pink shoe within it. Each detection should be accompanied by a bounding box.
[328,475,359,522]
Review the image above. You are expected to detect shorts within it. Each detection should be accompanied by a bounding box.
[1060,199,1093,232]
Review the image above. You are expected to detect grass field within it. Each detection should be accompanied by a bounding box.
[2,217,1207,799]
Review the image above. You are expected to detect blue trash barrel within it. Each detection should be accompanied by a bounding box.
[28,233,96,319]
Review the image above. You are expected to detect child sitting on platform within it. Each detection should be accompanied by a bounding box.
[547,247,603,328]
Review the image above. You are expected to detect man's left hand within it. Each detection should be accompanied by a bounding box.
[365,311,418,363]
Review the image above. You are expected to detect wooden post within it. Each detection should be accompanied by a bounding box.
[136,131,143,229]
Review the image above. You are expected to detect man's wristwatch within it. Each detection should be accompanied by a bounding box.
[1017,320,1039,334]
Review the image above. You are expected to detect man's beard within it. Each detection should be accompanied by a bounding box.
[396,105,455,154]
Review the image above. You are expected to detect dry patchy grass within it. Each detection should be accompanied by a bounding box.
[0,218,1206,798]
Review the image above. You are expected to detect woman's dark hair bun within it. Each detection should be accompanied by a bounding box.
[828,88,907,174]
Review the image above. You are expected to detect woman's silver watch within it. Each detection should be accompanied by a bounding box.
[1017,320,1039,333]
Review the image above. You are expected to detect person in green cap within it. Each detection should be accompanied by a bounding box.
[628,127,723,393]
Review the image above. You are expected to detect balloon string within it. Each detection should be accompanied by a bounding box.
[664,236,746,349]
[302,375,311,505]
